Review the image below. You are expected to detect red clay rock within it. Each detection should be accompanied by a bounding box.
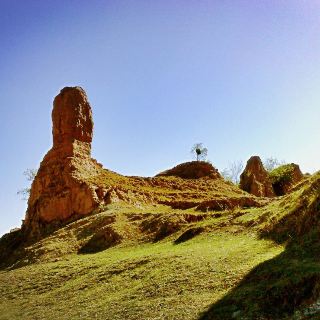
[52,87,93,146]
[156,161,221,179]
[23,87,103,238]
[239,156,275,197]
[270,163,304,196]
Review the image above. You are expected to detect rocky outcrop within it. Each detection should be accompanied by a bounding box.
[239,156,275,197]
[23,87,104,239]
[156,161,221,179]
[269,163,304,196]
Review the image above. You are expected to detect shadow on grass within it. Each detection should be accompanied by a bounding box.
[199,187,320,320]
[78,227,122,254]
[173,226,204,244]
[198,229,320,319]
[0,229,26,269]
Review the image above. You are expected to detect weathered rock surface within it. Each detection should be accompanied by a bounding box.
[19,88,266,241]
[23,87,104,238]
[269,163,304,196]
[239,156,275,197]
[156,161,221,179]
[52,87,93,146]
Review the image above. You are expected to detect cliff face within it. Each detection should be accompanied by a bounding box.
[23,87,104,238]
[239,156,275,197]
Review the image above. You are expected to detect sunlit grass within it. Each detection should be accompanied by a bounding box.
[1,172,319,319]
[0,232,283,320]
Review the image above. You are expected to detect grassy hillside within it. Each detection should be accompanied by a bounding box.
[88,167,266,209]
[0,223,283,320]
[1,171,320,319]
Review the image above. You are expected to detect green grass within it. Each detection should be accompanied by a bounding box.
[199,172,320,319]
[0,231,283,320]
[1,172,320,320]
[200,230,320,320]
[269,164,297,185]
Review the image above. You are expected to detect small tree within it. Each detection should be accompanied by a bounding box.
[191,143,208,161]
[17,169,37,201]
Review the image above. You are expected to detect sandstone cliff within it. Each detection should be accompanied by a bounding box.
[23,87,104,238]
[239,156,275,197]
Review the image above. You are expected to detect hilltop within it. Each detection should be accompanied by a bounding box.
[0,87,319,320]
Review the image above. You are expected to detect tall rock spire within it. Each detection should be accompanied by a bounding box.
[23,87,103,238]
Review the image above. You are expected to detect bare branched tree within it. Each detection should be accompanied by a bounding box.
[17,169,37,201]
[191,143,208,161]
[221,160,244,184]
[263,157,285,172]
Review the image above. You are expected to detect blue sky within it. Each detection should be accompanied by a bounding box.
[1,0,320,235]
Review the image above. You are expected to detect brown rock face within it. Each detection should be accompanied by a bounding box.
[23,87,103,238]
[52,87,93,147]
[156,161,221,179]
[239,156,275,197]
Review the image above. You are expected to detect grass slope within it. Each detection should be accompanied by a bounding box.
[202,172,320,319]
[0,172,320,319]
[0,231,282,320]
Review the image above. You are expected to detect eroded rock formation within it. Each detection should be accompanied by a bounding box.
[23,87,104,238]
[239,156,275,197]
[20,88,268,241]
[270,163,304,196]
[156,161,221,179]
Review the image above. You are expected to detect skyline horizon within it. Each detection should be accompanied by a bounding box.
[1,0,320,236]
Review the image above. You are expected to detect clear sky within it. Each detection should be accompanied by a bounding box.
[1,0,320,236]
